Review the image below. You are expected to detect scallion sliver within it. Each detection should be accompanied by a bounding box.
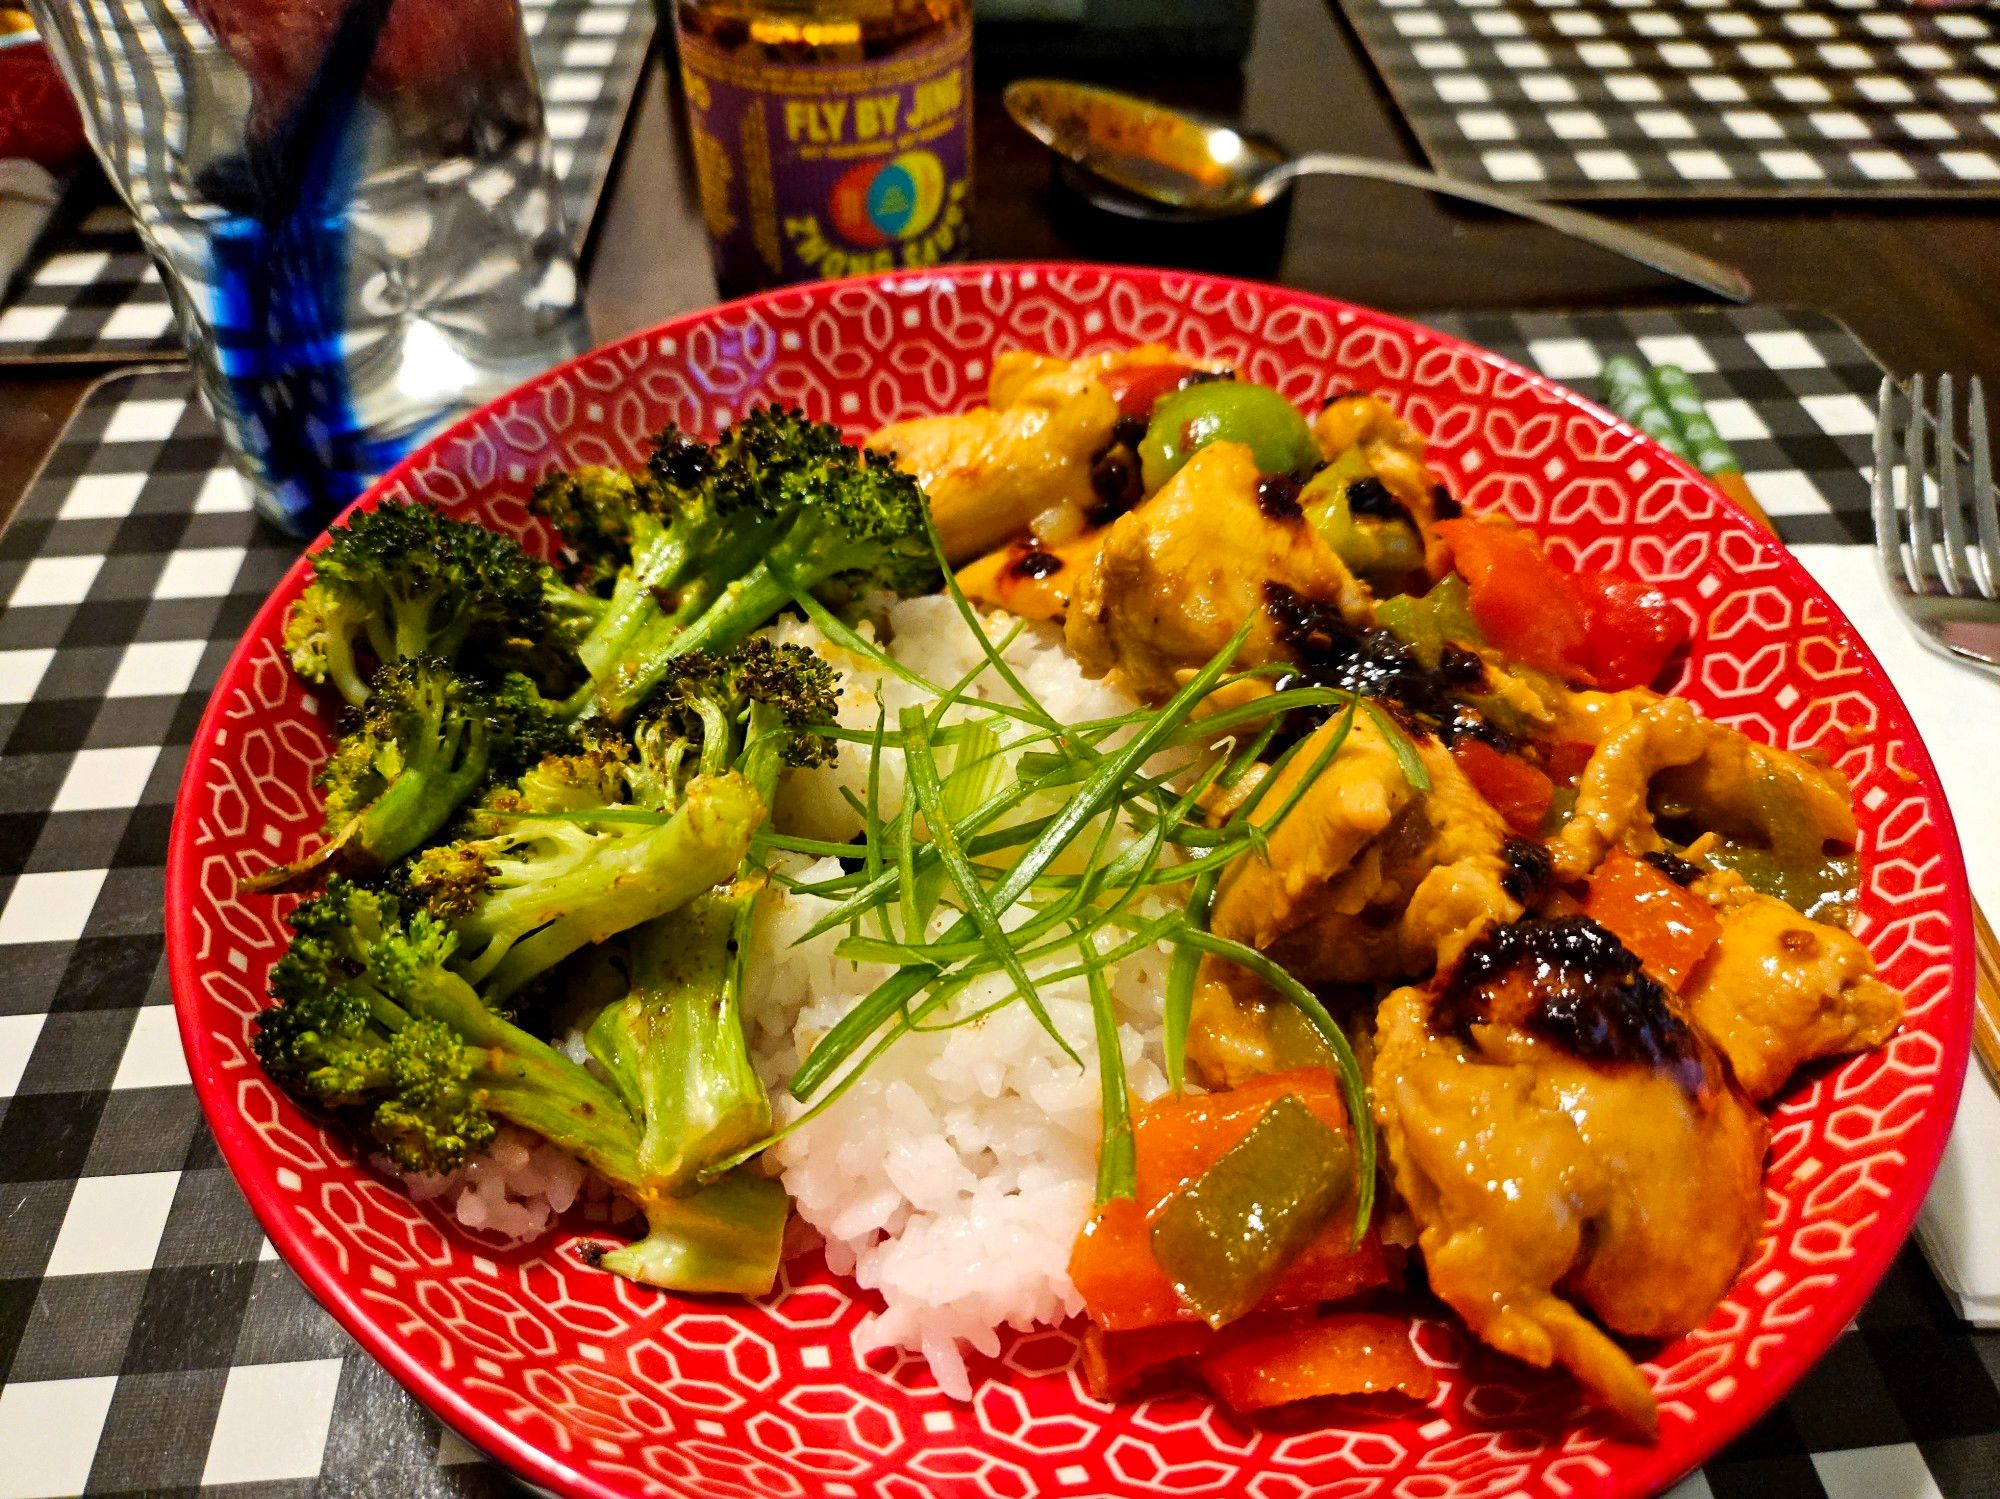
[787,618,1257,1100]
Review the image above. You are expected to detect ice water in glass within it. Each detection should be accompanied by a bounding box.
[31,0,591,534]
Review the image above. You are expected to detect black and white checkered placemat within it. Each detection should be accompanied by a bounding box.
[1336,0,2000,199]
[0,309,1993,1498]
[0,0,653,366]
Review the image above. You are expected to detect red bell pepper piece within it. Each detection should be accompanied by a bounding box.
[1434,519,1590,676]
[1583,849,1721,990]
[1099,362,1194,419]
[1196,1311,1438,1412]
[1080,1323,1216,1400]
[1574,571,1690,691]
[1543,739,1596,786]
[1451,739,1555,838]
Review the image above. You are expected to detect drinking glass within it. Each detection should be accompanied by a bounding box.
[29,0,592,535]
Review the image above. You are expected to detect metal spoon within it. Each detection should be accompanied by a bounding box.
[1005,79,1752,304]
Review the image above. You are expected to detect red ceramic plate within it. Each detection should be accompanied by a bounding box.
[168,265,1973,1499]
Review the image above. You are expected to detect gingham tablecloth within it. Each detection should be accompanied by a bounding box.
[1335,0,2000,198]
[1,307,1996,1499]
[0,0,654,365]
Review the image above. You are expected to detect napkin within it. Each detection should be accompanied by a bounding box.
[1787,540,2000,1325]
[0,157,59,297]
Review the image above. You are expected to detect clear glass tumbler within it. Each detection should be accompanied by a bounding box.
[29,0,592,535]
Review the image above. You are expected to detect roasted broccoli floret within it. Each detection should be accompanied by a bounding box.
[256,880,509,1173]
[283,501,576,707]
[584,641,837,1204]
[641,637,840,798]
[404,719,765,1003]
[241,659,567,894]
[254,879,786,1292]
[534,408,938,723]
[531,464,663,595]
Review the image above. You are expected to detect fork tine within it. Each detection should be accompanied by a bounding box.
[1972,375,1999,600]
[1905,374,1939,593]
[1936,375,1966,595]
[1874,376,1910,593]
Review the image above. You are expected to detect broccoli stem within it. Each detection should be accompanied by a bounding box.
[615,887,771,1190]
[597,1168,789,1295]
[389,586,441,663]
[348,718,490,868]
[597,548,848,723]
[575,515,789,714]
[384,960,647,1182]
[574,522,696,683]
[325,630,373,708]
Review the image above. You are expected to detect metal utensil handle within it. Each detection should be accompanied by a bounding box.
[1276,154,1753,304]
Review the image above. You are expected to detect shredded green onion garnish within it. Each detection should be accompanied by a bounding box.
[1086,941,1136,1205]
[901,704,1080,1064]
[787,618,1255,1099]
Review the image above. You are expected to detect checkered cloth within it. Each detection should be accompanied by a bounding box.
[0,0,654,365]
[1,310,1994,1498]
[1336,0,2000,198]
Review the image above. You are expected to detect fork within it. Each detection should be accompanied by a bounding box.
[1872,375,2000,677]
[1873,375,2000,1085]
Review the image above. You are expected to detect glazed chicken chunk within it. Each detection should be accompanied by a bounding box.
[869,346,1194,564]
[1188,718,1529,1086]
[1681,871,1903,1100]
[1552,697,1856,881]
[868,357,1118,563]
[1067,441,1374,701]
[1374,916,1768,1437]
[1214,725,1521,981]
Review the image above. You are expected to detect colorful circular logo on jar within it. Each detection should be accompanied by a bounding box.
[829,151,946,248]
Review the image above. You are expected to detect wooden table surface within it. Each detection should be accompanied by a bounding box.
[2,0,1994,523]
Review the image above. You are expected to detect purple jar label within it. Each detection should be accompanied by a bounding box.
[678,23,972,290]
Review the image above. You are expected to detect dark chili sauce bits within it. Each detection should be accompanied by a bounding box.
[1085,415,1154,528]
[1501,836,1553,902]
[1437,915,1710,1098]
[1642,850,1704,888]
[1255,473,1304,521]
[1343,475,1403,521]
[1086,447,1143,526]
[1263,582,1511,751]
[1083,370,1252,527]
[1005,546,1065,581]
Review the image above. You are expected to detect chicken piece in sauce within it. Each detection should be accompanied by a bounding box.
[953,531,1104,623]
[1552,697,1857,885]
[1681,870,1903,1100]
[869,347,1190,564]
[1227,725,1521,977]
[1187,719,1531,1086]
[1374,916,1767,1436]
[1067,441,1374,702]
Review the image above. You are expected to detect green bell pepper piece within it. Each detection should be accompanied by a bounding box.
[1377,575,1484,669]
[1148,1095,1352,1329]
[1139,380,1321,492]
